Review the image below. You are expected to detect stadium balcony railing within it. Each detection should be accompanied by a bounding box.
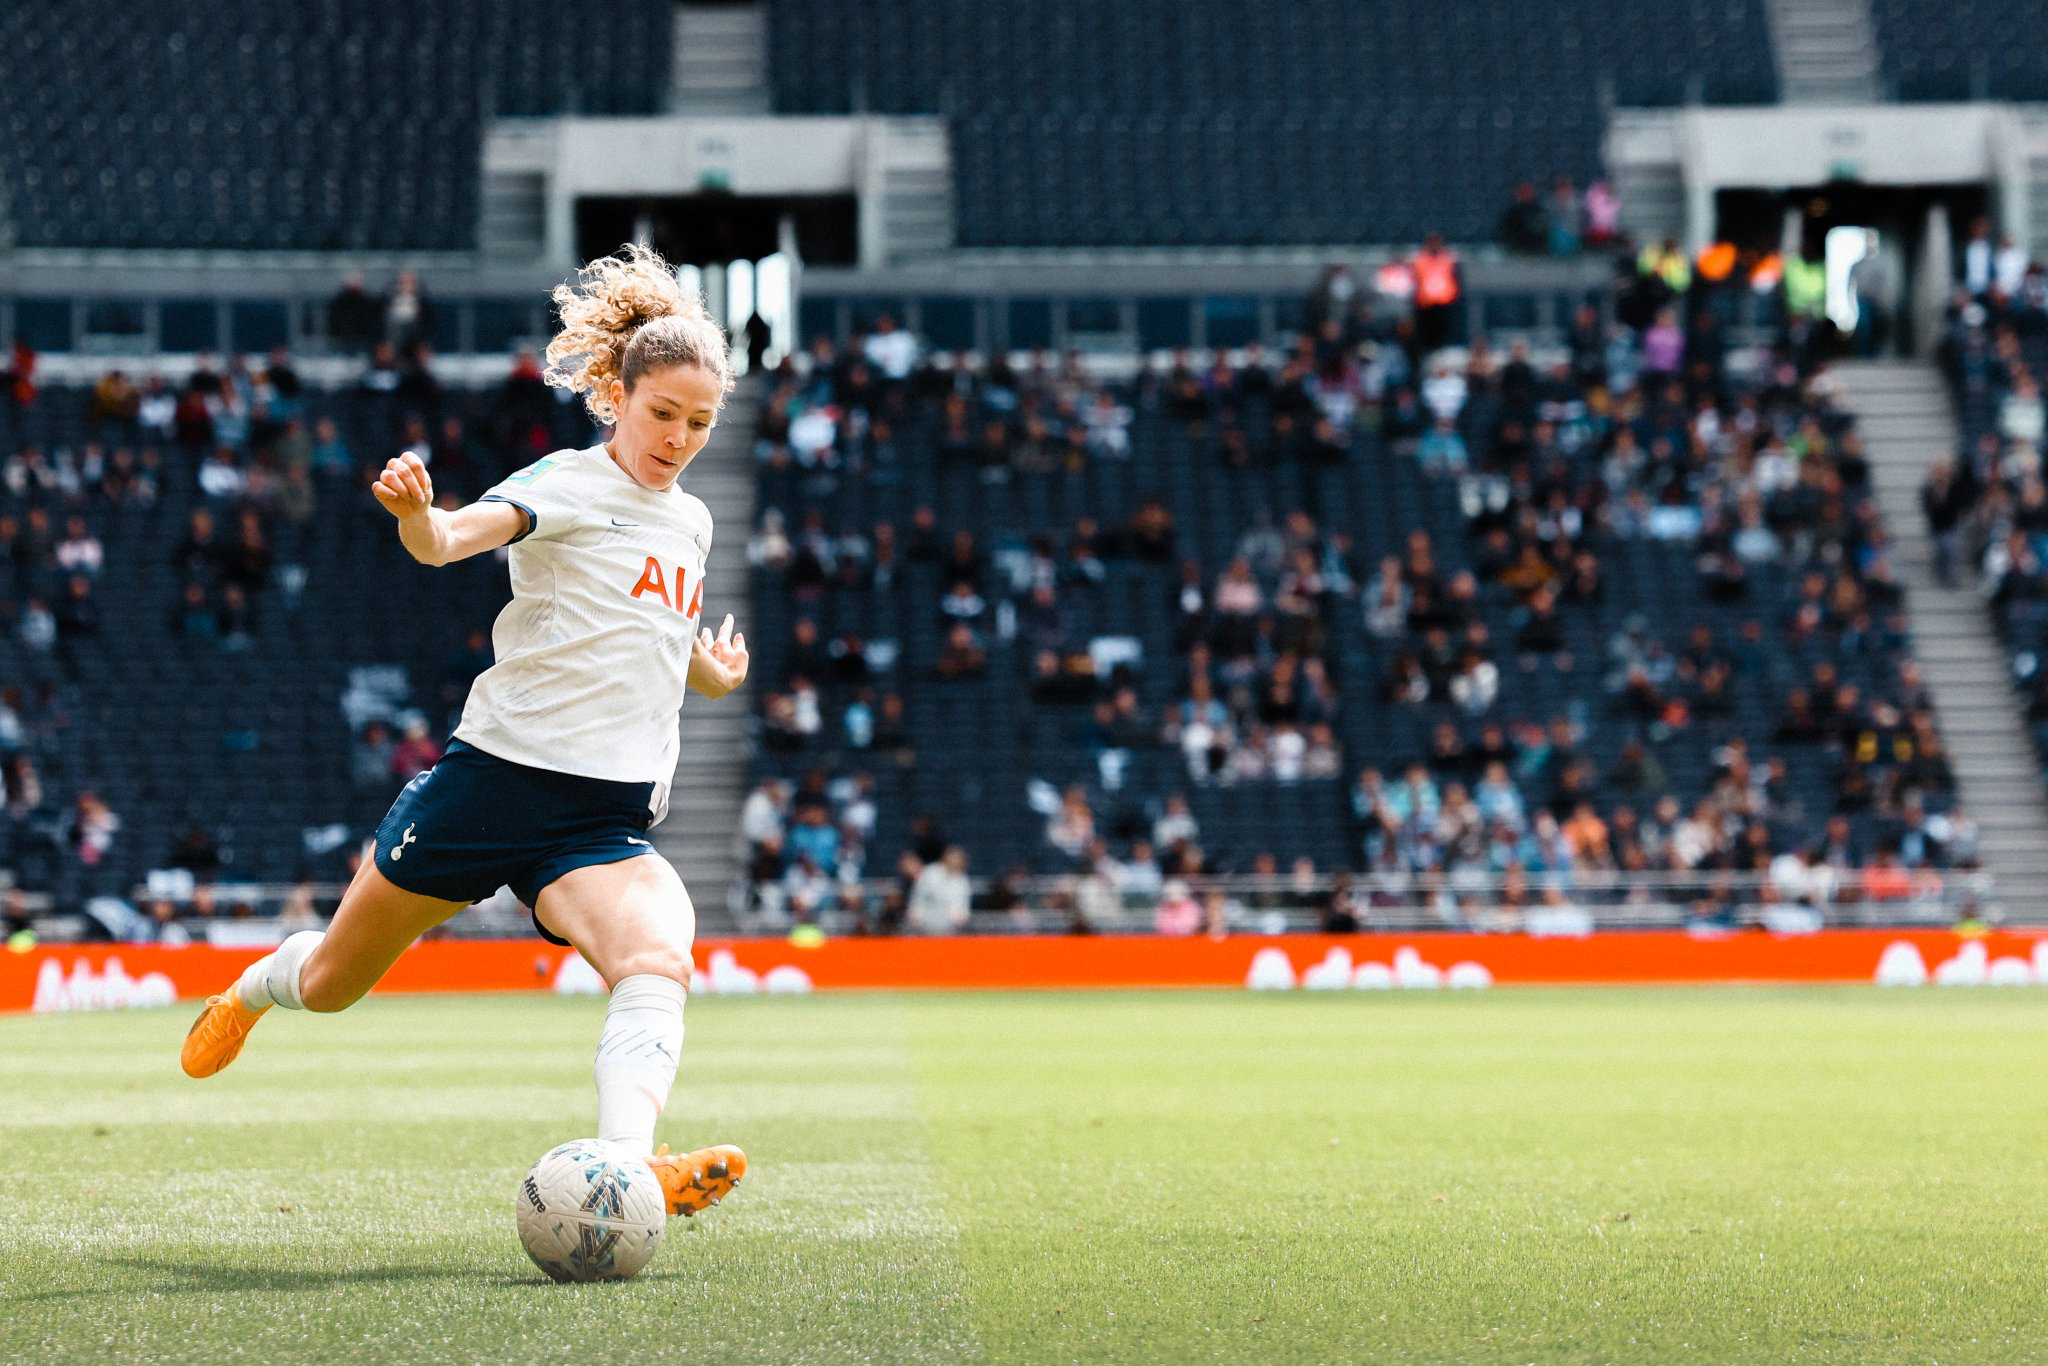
[14,869,1992,947]
[728,870,1995,937]
[3,256,1618,367]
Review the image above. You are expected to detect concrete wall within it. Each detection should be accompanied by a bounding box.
[1680,104,2004,187]
[483,114,951,269]
[1608,102,2042,254]
[486,116,868,199]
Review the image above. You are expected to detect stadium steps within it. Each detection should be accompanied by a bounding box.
[671,2,772,115]
[656,373,763,933]
[1836,360,2048,921]
[869,120,957,265]
[1764,0,1882,102]
[1607,112,1687,246]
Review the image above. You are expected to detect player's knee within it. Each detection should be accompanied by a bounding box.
[611,943,693,989]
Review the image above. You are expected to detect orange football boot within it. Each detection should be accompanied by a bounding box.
[180,986,269,1078]
[646,1143,748,1217]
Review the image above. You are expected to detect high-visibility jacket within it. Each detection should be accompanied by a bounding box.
[1696,241,1737,282]
[1413,249,1459,307]
[1784,256,1827,317]
[1637,243,1691,292]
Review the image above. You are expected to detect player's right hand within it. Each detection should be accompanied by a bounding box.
[372,451,434,520]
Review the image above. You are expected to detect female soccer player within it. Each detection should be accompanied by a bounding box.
[181,245,749,1219]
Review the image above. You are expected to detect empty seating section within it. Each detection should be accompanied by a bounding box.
[1871,0,2048,101]
[0,1,1803,253]
[0,2,670,251]
[769,0,1778,246]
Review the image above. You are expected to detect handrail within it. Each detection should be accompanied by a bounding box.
[0,863,1997,945]
[730,866,2000,937]
[116,866,1994,908]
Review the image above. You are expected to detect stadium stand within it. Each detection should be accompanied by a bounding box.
[0,1,670,251]
[768,0,1779,246]
[737,265,1968,932]
[0,255,1984,939]
[0,1,1789,254]
[0,340,592,921]
[1931,273,2048,792]
[1870,0,2048,102]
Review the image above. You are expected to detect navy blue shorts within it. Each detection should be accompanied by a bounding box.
[373,739,660,946]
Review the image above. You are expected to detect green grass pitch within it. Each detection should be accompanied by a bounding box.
[3,987,2046,1363]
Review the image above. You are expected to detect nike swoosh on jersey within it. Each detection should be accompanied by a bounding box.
[611,518,640,527]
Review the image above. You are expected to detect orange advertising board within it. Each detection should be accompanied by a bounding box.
[6,929,2047,1013]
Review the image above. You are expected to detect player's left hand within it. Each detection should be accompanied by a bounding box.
[691,613,749,699]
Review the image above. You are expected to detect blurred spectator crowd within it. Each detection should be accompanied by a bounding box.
[1930,219,2048,792]
[0,273,592,937]
[733,239,1976,936]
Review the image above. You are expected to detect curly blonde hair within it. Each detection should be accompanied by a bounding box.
[544,243,735,423]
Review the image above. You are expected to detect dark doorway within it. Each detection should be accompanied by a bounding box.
[575,194,858,268]
[1714,181,1989,355]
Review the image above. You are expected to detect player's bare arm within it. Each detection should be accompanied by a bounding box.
[372,452,526,566]
[687,613,748,700]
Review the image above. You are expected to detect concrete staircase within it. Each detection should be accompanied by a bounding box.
[670,2,770,116]
[1769,0,1875,104]
[858,119,956,266]
[1604,110,1688,247]
[1763,0,1882,103]
[1836,361,2048,922]
[655,373,761,933]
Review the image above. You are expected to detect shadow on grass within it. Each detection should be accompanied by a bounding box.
[10,1254,543,1302]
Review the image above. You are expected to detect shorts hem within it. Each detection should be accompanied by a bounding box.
[521,845,661,947]
[372,852,475,905]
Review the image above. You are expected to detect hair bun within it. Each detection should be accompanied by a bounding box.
[543,243,733,423]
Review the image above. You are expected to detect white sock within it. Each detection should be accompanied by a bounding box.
[594,974,687,1153]
[235,930,326,1011]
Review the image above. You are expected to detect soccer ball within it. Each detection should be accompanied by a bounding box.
[515,1139,667,1283]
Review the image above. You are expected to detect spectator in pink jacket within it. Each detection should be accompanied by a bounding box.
[1154,879,1202,936]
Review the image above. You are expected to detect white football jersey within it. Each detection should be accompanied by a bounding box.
[454,444,712,821]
